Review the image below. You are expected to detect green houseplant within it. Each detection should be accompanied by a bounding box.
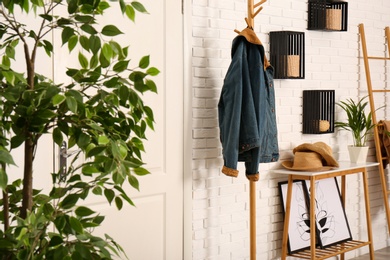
[0,0,158,258]
[335,96,375,162]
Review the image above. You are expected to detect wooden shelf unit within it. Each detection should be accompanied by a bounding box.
[274,161,378,260]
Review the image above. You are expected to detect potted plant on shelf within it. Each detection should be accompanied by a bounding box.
[335,96,375,163]
[0,0,158,258]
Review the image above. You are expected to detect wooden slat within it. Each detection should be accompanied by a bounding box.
[288,240,370,260]
[367,56,390,60]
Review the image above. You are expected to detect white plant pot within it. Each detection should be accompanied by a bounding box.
[348,146,369,163]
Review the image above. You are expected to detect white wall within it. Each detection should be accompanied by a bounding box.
[189,0,390,259]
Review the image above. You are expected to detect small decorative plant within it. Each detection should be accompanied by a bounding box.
[335,96,375,147]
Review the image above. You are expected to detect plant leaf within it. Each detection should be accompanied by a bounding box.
[101,25,123,36]
[75,206,95,217]
[0,150,16,166]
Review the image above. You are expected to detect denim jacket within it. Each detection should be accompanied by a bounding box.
[218,28,279,181]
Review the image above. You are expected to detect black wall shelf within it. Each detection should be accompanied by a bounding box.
[302,90,335,134]
[269,31,305,79]
[308,0,348,31]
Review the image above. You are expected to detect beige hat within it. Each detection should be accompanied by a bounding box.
[281,142,339,171]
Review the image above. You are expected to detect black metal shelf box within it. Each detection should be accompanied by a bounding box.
[302,90,335,134]
[269,31,305,79]
[308,0,348,31]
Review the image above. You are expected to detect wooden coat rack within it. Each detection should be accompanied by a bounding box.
[238,1,268,260]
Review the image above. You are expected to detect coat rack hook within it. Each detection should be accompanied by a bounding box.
[247,0,267,29]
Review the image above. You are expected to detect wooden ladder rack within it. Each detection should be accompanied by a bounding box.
[358,23,390,233]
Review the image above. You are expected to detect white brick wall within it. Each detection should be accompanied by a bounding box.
[190,0,390,259]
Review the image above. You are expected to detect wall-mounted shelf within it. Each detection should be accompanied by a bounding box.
[308,0,348,31]
[269,31,305,79]
[302,90,335,134]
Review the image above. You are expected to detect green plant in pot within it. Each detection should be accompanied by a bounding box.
[335,96,375,163]
[0,0,158,258]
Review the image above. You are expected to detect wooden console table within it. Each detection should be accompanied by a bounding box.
[273,161,379,260]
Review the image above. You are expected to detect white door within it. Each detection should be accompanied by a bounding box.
[84,1,184,259]
[51,1,184,259]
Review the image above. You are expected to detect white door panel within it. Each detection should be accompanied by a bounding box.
[10,0,184,259]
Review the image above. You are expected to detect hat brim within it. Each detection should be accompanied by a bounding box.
[281,161,335,172]
[293,143,339,167]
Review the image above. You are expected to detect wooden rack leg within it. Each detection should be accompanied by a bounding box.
[362,168,375,259]
[310,177,316,260]
[281,175,293,260]
[250,180,256,260]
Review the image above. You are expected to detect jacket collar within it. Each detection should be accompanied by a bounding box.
[237,28,270,69]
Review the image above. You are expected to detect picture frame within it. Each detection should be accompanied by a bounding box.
[304,177,353,248]
[278,180,322,254]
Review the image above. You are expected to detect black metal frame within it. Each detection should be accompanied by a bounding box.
[308,0,348,31]
[269,31,305,79]
[302,90,335,134]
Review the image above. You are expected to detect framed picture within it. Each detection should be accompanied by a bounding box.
[304,177,352,248]
[278,180,322,254]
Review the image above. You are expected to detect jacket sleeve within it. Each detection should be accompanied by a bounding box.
[218,40,245,177]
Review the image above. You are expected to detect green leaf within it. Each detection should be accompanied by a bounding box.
[146,67,160,76]
[2,56,10,70]
[77,132,91,149]
[70,216,84,234]
[74,15,94,23]
[74,243,92,258]
[0,168,8,189]
[61,27,75,46]
[42,40,53,56]
[145,79,157,93]
[75,206,95,217]
[82,165,99,174]
[113,60,129,73]
[115,196,123,210]
[104,189,115,204]
[61,194,79,209]
[125,5,135,22]
[52,94,66,106]
[49,235,63,247]
[52,127,63,146]
[139,55,150,69]
[102,43,113,61]
[66,96,78,113]
[92,186,102,195]
[79,35,90,51]
[133,167,150,176]
[119,0,126,12]
[101,25,123,36]
[68,0,78,14]
[68,35,78,52]
[98,135,110,145]
[128,174,139,191]
[90,54,99,68]
[5,45,15,59]
[78,52,89,69]
[0,150,16,166]
[10,135,25,149]
[89,35,101,54]
[81,24,98,35]
[86,146,105,157]
[2,71,15,85]
[132,1,148,13]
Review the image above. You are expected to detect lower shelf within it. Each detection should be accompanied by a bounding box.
[289,240,371,260]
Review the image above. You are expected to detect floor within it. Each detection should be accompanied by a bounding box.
[350,246,390,260]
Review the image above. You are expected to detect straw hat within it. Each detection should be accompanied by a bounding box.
[281,142,339,171]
